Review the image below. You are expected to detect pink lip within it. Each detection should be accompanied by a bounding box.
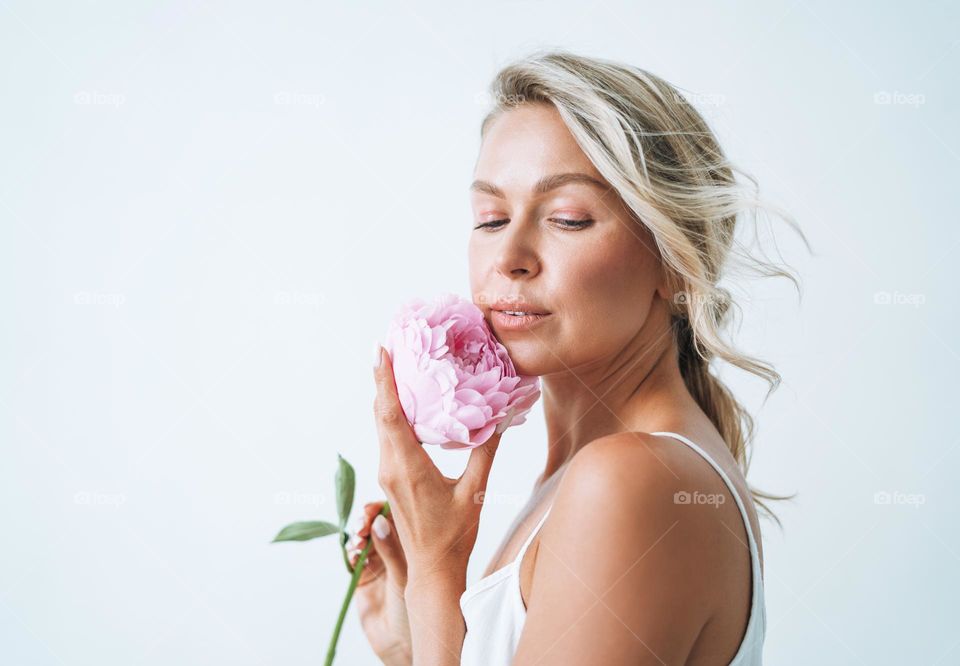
[490,309,551,331]
[488,297,550,315]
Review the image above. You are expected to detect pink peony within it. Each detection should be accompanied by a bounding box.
[382,293,541,450]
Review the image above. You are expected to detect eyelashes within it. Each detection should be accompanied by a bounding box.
[473,218,594,231]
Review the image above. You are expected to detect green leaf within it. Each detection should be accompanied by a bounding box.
[335,453,355,530]
[271,520,339,543]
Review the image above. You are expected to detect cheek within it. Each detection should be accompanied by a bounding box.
[563,239,655,339]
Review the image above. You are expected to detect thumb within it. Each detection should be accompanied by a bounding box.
[462,429,502,491]
[370,512,406,585]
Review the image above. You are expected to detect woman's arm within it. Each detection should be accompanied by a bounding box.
[372,346,503,666]
[512,433,718,665]
[403,565,468,665]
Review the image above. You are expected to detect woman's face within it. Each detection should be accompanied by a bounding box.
[468,103,666,376]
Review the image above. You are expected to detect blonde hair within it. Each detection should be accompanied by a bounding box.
[480,49,811,526]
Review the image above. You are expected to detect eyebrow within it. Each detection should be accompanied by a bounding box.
[469,172,611,198]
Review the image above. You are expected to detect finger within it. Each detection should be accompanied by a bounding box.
[347,533,367,556]
[353,546,384,581]
[359,552,384,581]
[369,512,407,586]
[347,530,364,549]
[353,501,386,538]
[461,429,503,491]
[348,503,392,561]
[348,534,376,565]
[373,345,432,471]
[348,543,363,568]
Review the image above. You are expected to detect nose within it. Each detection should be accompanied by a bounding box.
[494,217,541,280]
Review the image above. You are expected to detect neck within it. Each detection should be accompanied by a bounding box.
[538,314,693,483]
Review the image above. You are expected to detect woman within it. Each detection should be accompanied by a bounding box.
[348,49,804,665]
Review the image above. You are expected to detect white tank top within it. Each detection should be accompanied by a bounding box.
[459,431,766,665]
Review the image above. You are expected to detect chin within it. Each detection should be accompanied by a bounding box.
[497,340,544,377]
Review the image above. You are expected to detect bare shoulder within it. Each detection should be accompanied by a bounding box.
[552,431,740,545]
[564,431,766,574]
[518,433,729,663]
[556,431,722,509]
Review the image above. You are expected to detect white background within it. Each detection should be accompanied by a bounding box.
[2,1,957,664]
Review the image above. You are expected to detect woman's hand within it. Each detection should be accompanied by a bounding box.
[372,345,503,589]
[348,500,411,666]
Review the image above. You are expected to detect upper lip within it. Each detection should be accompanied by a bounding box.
[488,297,550,315]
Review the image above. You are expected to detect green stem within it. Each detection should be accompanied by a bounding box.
[324,502,391,666]
[339,535,353,574]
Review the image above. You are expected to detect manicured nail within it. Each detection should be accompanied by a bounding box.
[373,341,382,369]
[372,514,390,539]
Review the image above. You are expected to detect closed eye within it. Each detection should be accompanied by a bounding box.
[552,217,594,229]
[473,218,594,231]
[474,219,508,230]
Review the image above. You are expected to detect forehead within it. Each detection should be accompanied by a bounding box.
[474,103,602,183]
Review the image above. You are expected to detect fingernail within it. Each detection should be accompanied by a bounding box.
[372,514,390,539]
[373,341,382,369]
